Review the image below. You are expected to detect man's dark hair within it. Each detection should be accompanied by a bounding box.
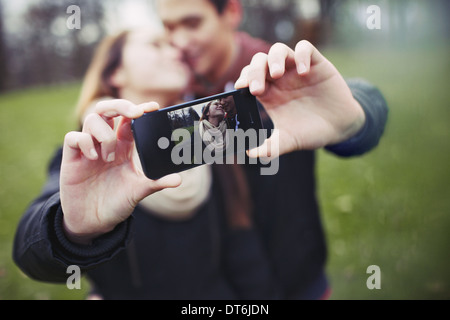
[209,0,229,14]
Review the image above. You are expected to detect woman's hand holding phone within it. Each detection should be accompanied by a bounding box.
[60,100,182,245]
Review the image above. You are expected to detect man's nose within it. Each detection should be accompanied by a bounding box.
[171,30,191,51]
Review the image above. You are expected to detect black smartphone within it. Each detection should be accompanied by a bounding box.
[132,88,264,180]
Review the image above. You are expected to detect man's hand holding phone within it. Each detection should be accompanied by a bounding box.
[235,40,366,159]
[60,100,182,245]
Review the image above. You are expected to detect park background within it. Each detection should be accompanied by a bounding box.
[0,0,449,300]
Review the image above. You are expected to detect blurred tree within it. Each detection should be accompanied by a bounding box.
[21,1,62,86]
[317,0,341,43]
[0,1,8,91]
[66,0,106,80]
[189,107,200,122]
[240,0,299,46]
[239,0,340,47]
[240,0,450,49]
[7,0,105,89]
[2,0,446,91]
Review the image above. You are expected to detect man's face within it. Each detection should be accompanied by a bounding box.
[157,0,235,80]
[219,96,235,113]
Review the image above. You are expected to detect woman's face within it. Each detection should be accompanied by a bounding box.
[116,28,190,94]
[208,100,225,119]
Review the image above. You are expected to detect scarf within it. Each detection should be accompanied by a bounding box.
[198,119,228,153]
[138,158,213,220]
[84,98,213,221]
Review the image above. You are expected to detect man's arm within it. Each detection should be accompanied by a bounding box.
[325,78,389,157]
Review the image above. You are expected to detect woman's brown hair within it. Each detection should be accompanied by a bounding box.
[199,101,214,122]
[74,30,129,125]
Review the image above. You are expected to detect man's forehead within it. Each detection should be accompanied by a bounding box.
[156,0,215,22]
[127,29,165,46]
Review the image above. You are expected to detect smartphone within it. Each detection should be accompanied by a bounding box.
[132,88,264,180]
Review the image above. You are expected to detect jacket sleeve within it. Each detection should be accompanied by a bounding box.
[325,78,389,157]
[12,148,132,283]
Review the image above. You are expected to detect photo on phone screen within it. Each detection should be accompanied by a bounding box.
[132,88,264,180]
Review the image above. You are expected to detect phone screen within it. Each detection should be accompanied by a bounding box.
[132,88,264,180]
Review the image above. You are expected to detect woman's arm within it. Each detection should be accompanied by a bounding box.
[13,100,182,282]
[12,148,132,282]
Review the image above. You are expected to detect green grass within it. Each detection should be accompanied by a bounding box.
[319,43,450,299]
[0,83,89,299]
[0,43,449,300]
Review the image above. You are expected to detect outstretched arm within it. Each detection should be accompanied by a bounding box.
[235,40,387,159]
[61,100,182,245]
[13,100,182,282]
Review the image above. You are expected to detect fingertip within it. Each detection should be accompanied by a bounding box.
[269,63,284,79]
[249,80,264,96]
[246,148,259,159]
[234,78,248,90]
[89,148,99,160]
[297,62,309,76]
[141,101,160,113]
[106,152,116,163]
[169,173,182,187]
[236,65,250,89]
[158,173,182,188]
[295,39,321,73]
